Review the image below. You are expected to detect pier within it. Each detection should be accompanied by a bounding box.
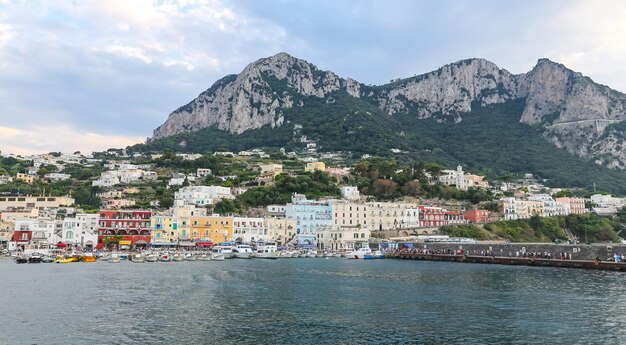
[387,253,626,272]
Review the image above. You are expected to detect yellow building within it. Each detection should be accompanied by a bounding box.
[190,215,234,243]
[16,173,35,184]
[305,161,326,172]
[151,214,175,243]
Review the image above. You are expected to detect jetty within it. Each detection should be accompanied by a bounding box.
[387,253,626,272]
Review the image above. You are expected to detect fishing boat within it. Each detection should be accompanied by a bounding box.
[129,253,145,263]
[255,243,278,259]
[158,253,171,262]
[145,253,159,262]
[81,253,97,262]
[172,253,184,262]
[232,245,254,259]
[364,250,385,260]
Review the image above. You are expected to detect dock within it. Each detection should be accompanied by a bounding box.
[386,253,626,272]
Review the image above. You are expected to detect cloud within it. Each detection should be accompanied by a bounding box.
[0,125,143,155]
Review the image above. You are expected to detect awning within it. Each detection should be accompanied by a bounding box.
[135,240,148,245]
[56,242,68,248]
[152,242,177,246]
[118,240,132,245]
[195,242,214,247]
[178,241,195,246]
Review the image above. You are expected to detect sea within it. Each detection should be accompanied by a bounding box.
[0,257,625,344]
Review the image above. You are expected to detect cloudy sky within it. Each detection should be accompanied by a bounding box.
[1,0,625,155]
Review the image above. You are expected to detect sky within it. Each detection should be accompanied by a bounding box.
[0,0,625,155]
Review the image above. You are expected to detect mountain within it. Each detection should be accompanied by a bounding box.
[137,53,626,193]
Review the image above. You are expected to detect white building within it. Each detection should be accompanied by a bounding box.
[233,217,269,243]
[438,165,488,191]
[14,217,60,246]
[316,226,370,252]
[44,173,71,181]
[340,186,360,201]
[61,214,99,247]
[197,168,212,177]
[174,186,234,206]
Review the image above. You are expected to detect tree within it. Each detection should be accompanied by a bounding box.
[372,179,398,199]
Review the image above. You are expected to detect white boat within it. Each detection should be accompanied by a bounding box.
[255,243,278,259]
[315,252,324,258]
[333,252,342,258]
[348,247,372,259]
[130,253,145,263]
[184,253,197,261]
[298,252,307,258]
[211,253,225,261]
[232,245,254,259]
[212,246,233,259]
[324,252,333,257]
[364,250,385,260]
[305,251,316,258]
[172,253,184,262]
[197,253,212,261]
[279,251,294,258]
[145,253,158,262]
[158,253,171,262]
[108,253,121,263]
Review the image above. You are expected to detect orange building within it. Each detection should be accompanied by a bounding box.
[463,209,489,224]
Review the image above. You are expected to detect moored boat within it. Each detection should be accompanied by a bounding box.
[363,250,385,260]
[197,253,212,261]
[145,253,159,262]
[211,253,225,261]
[211,245,233,259]
[82,253,97,262]
[305,251,316,258]
[172,253,184,262]
[130,253,145,263]
[232,245,254,259]
[15,256,27,264]
[158,253,171,262]
[28,252,43,263]
[255,243,278,259]
[108,253,121,263]
[348,247,372,259]
[42,255,55,263]
[184,253,197,261]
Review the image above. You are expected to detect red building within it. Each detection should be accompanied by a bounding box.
[444,211,467,225]
[11,230,32,248]
[97,210,152,249]
[418,206,447,227]
[463,210,489,224]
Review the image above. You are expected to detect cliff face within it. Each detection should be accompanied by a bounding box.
[152,53,626,170]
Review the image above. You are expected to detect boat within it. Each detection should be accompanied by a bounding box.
[172,253,184,262]
[184,253,197,261]
[82,253,97,262]
[348,247,372,259]
[298,252,307,258]
[197,253,212,261]
[232,245,254,259]
[28,252,43,263]
[333,252,342,258]
[255,243,278,259]
[129,253,145,263]
[145,253,159,262]
[324,252,333,257]
[15,256,27,264]
[158,253,171,262]
[42,255,55,263]
[211,253,225,261]
[279,251,294,258]
[211,246,233,259]
[364,250,385,260]
[315,252,324,258]
[305,251,317,258]
[55,256,74,264]
[108,253,121,263]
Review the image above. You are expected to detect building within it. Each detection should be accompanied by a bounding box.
[171,205,207,241]
[340,186,360,201]
[368,202,420,231]
[528,194,569,217]
[14,217,59,247]
[60,214,99,248]
[419,206,447,227]
[97,210,152,249]
[316,226,370,252]
[259,164,283,177]
[0,195,74,211]
[285,194,332,247]
[590,194,622,215]
[197,168,213,178]
[151,212,175,244]
[16,173,35,184]
[174,186,234,206]
[265,217,297,245]
[190,215,234,243]
[233,217,269,243]
[266,205,286,216]
[0,175,13,184]
[438,165,488,191]
[305,161,326,173]
[44,173,71,181]
[101,199,136,209]
[463,210,489,223]
[555,197,587,215]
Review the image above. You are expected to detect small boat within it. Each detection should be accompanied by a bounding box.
[324,252,333,257]
[348,247,372,259]
[333,252,342,258]
[56,257,75,264]
[305,251,316,258]
[211,253,225,261]
[15,256,27,264]
[158,253,171,262]
[364,250,385,260]
[145,253,159,262]
[255,243,278,259]
[130,253,145,263]
[212,245,233,259]
[197,253,212,261]
[279,251,293,258]
[315,252,324,258]
[232,245,254,259]
[82,253,97,262]
[28,253,43,263]
[172,253,184,262]
[298,252,307,258]
[108,253,121,263]
[184,253,197,261]
[42,255,55,263]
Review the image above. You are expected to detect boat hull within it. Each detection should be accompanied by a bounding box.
[256,252,278,259]
[232,253,252,259]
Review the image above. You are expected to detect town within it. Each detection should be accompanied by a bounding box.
[0,147,624,254]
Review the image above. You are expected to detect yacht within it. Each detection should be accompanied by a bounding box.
[255,243,278,259]
[348,247,372,259]
[232,245,254,259]
[212,246,233,259]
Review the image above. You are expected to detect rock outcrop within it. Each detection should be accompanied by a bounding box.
[151,53,626,170]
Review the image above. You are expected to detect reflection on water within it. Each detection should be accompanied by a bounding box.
[1,257,625,344]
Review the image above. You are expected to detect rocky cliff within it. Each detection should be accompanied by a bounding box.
[152,53,626,169]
